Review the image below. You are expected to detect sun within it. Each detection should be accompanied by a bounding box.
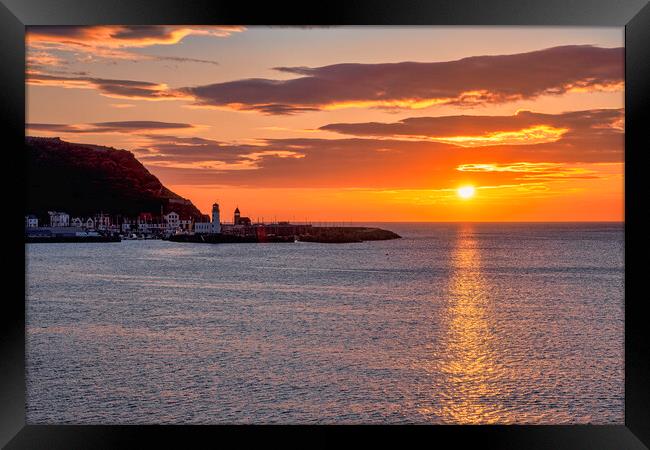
[457,185,476,199]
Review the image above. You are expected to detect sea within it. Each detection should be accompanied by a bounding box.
[25,222,624,424]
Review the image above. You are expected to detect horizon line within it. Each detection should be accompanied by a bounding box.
[247,220,625,224]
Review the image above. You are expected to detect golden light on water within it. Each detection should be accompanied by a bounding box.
[457,185,476,199]
[438,226,505,423]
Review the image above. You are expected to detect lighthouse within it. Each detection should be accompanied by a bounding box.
[211,203,221,234]
[234,207,241,225]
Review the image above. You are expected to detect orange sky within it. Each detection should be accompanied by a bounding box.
[25,26,624,221]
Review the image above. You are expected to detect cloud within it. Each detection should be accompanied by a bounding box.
[26,25,242,69]
[27,25,244,49]
[320,108,623,146]
[133,134,304,171]
[145,55,220,66]
[181,45,623,114]
[27,121,195,134]
[27,51,66,68]
[27,45,623,112]
[456,162,602,180]
[26,72,190,100]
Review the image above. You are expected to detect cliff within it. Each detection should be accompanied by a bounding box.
[25,137,205,220]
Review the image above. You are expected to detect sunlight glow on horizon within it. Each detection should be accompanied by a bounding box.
[458,186,476,200]
[25,26,624,222]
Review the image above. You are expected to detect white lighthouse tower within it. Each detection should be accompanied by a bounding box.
[211,203,221,234]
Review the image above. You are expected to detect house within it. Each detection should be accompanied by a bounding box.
[94,214,111,230]
[179,218,193,232]
[164,211,180,232]
[137,216,166,234]
[194,222,211,234]
[48,211,69,227]
[24,215,39,228]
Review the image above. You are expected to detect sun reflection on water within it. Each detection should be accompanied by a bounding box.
[436,225,506,423]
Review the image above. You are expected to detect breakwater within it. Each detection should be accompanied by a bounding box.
[167,226,401,244]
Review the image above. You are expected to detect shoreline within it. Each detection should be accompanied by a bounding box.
[25,235,121,244]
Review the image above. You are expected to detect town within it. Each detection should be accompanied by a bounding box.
[25,202,401,244]
[24,203,317,241]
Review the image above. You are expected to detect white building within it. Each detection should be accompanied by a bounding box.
[211,203,221,234]
[194,222,210,233]
[69,217,98,229]
[94,214,111,230]
[138,222,166,233]
[48,211,69,227]
[179,218,192,232]
[25,215,38,228]
[164,211,180,232]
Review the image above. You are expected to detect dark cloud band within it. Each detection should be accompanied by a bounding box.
[182,45,623,114]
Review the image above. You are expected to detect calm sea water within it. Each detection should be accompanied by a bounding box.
[25,223,624,424]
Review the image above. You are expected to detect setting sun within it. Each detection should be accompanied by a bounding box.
[458,186,476,199]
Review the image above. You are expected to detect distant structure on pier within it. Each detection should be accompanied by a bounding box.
[233,207,252,226]
[211,203,221,234]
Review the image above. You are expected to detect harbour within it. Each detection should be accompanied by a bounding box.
[25,204,401,244]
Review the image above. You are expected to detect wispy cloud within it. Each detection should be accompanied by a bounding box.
[27,121,196,134]
[132,134,305,171]
[456,162,601,180]
[26,25,242,70]
[26,71,190,101]
[144,54,220,66]
[27,25,244,52]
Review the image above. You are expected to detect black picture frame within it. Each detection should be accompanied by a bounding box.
[1,1,648,447]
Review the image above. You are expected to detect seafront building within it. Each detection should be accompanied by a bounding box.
[25,215,38,228]
[48,211,69,227]
[194,222,211,233]
[25,202,312,239]
[164,212,180,231]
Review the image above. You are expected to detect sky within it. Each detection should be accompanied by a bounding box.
[26,26,624,222]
